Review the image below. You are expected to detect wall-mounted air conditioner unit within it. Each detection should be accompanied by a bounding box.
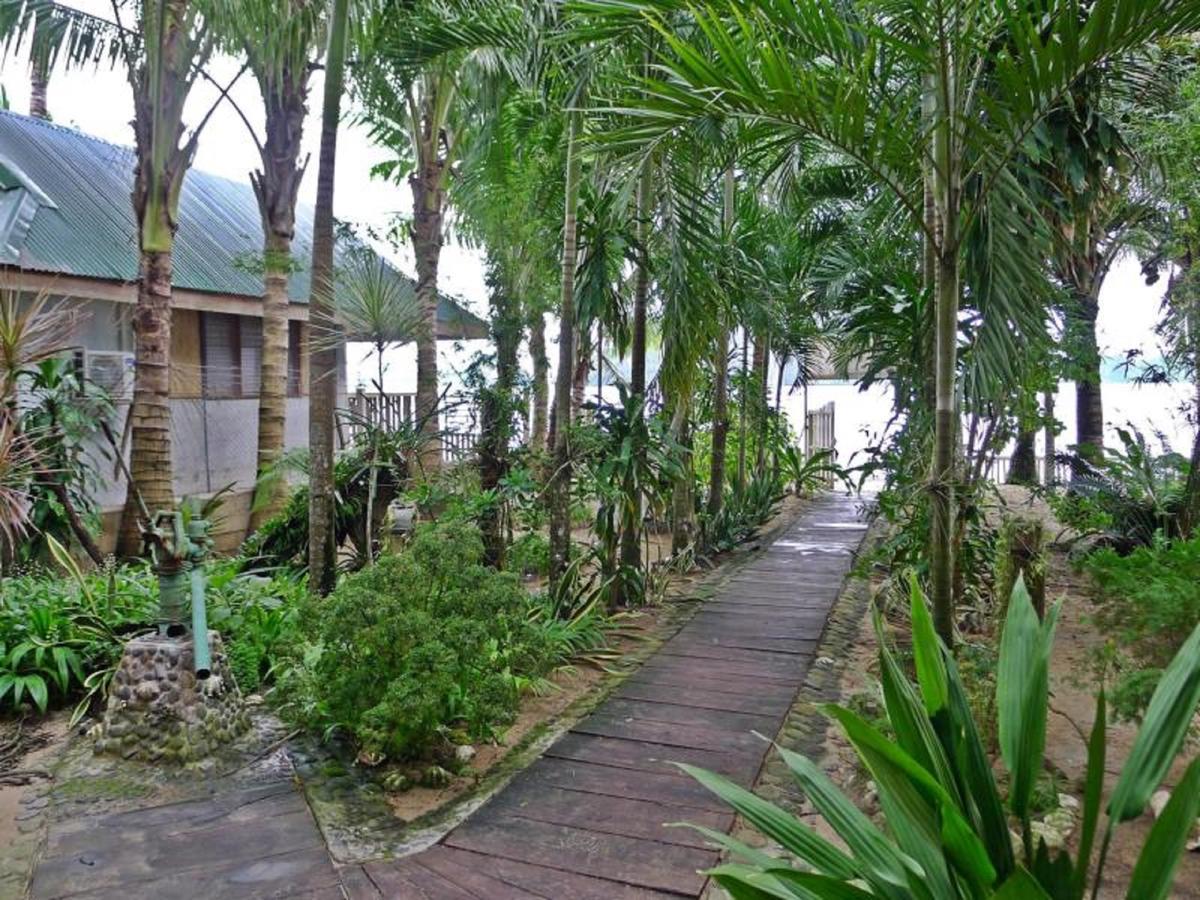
[84,350,135,401]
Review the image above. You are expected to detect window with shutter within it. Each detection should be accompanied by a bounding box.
[288,320,304,397]
[241,317,263,397]
[201,313,240,398]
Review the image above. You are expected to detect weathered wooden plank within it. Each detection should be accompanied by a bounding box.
[33,809,328,899]
[653,642,812,670]
[37,846,342,900]
[615,679,792,716]
[575,713,767,755]
[545,732,762,783]
[643,657,801,681]
[362,857,479,900]
[445,815,717,896]
[338,865,384,899]
[478,781,733,848]
[624,667,799,700]
[599,698,780,735]
[412,850,547,899]
[518,757,730,813]
[424,847,679,900]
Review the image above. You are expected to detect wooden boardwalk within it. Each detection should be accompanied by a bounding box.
[344,492,867,899]
[27,493,866,900]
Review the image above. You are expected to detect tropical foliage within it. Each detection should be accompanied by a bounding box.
[681,577,1200,900]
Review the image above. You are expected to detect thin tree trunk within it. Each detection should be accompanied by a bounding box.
[571,325,589,419]
[116,250,175,556]
[306,0,350,596]
[619,155,652,597]
[548,112,582,595]
[753,331,769,475]
[529,311,549,450]
[1043,390,1056,486]
[480,275,521,567]
[735,330,749,497]
[411,143,445,476]
[707,326,730,518]
[670,404,693,554]
[930,246,959,644]
[706,167,735,520]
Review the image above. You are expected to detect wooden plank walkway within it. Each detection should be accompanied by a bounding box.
[343,492,867,899]
[27,493,866,900]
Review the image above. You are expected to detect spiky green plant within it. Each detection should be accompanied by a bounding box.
[678,575,1200,899]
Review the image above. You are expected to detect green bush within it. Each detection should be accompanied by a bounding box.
[507,532,551,577]
[1086,533,1200,719]
[0,550,304,716]
[283,521,557,761]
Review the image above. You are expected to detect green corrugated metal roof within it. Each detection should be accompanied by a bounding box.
[0,110,487,339]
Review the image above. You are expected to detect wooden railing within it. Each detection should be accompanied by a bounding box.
[344,391,478,464]
[981,455,1072,486]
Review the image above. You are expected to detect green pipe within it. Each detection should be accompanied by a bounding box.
[190,565,211,680]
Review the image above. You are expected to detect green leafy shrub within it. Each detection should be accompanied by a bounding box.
[205,561,304,693]
[282,521,558,761]
[1054,426,1189,552]
[0,548,303,716]
[0,554,155,716]
[507,532,550,578]
[1086,533,1200,719]
[680,576,1200,899]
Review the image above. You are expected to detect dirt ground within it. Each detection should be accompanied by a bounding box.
[816,487,1200,897]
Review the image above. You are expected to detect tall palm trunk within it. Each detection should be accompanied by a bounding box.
[248,69,308,533]
[307,0,350,596]
[548,112,583,594]
[618,154,653,602]
[529,311,549,449]
[411,122,446,475]
[116,0,212,556]
[117,250,176,555]
[706,166,735,519]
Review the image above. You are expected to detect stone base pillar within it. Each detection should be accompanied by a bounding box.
[92,633,250,763]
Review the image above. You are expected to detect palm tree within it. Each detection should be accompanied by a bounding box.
[547,108,584,591]
[306,0,351,594]
[706,166,734,519]
[0,0,242,556]
[232,0,323,532]
[359,4,476,475]
[590,0,1200,641]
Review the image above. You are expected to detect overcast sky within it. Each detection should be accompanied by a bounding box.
[0,10,1170,391]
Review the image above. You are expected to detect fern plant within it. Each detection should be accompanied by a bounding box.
[678,576,1200,899]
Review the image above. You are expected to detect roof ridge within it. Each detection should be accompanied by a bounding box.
[0,108,134,154]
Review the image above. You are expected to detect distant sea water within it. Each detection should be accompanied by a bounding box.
[780,380,1198,479]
